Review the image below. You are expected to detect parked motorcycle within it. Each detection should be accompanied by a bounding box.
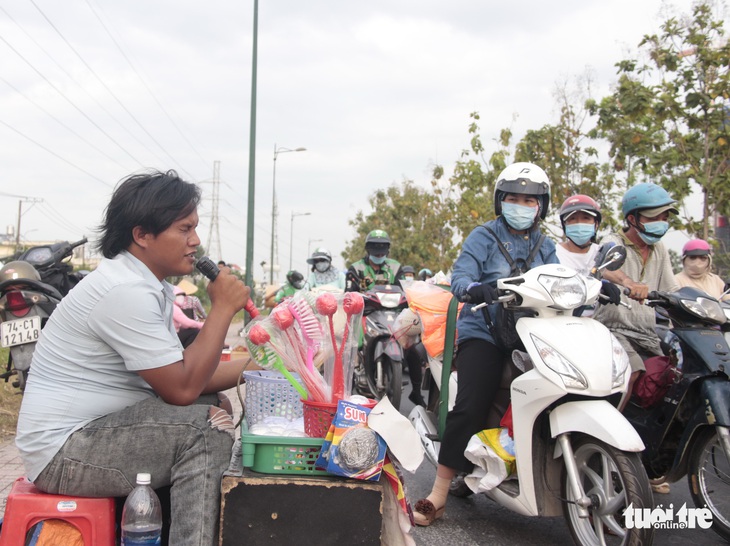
[15,238,88,296]
[0,238,87,391]
[624,287,730,542]
[409,245,656,546]
[352,284,406,410]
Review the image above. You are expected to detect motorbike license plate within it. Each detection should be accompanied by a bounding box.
[1,316,41,348]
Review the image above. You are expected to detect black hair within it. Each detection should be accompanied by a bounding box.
[96,170,201,258]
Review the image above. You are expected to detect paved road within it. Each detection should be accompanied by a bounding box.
[399,384,725,546]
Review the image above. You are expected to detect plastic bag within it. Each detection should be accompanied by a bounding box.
[403,281,462,358]
[463,427,516,493]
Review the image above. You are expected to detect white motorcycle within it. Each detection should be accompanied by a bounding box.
[408,245,655,546]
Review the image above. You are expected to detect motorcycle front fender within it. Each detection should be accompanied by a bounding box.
[549,400,645,453]
[698,376,730,427]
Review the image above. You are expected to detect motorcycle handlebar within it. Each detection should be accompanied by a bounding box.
[469,292,516,312]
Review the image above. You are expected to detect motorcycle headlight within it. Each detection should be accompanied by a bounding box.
[376,292,401,308]
[531,334,587,390]
[610,333,629,388]
[680,297,727,325]
[538,274,587,310]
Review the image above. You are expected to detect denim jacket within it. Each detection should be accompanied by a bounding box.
[451,217,558,345]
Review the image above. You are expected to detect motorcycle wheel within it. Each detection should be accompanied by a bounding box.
[367,355,402,410]
[562,436,654,546]
[688,427,730,541]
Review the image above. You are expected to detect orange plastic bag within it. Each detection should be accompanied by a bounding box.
[403,281,462,358]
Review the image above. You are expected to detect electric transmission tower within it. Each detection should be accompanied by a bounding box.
[206,160,222,261]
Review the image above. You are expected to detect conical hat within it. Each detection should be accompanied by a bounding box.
[176,278,198,295]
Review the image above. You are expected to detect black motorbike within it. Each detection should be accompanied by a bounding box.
[352,284,407,410]
[0,238,87,390]
[624,287,730,541]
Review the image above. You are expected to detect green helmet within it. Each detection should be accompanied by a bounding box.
[365,230,390,245]
[365,229,391,255]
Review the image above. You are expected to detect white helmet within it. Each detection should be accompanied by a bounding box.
[306,247,332,265]
[494,162,551,220]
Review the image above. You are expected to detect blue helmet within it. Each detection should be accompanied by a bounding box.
[622,183,678,219]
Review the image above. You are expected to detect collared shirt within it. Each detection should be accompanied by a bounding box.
[451,217,558,344]
[16,251,183,480]
[592,231,679,353]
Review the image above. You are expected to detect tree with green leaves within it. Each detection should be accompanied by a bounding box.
[589,1,730,239]
[341,179,456,273]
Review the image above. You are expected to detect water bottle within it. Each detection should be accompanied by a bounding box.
[121,473,163,546]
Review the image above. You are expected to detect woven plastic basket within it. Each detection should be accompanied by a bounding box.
[301,399,338,438]
[243,370,304,426]
[301,397,378,438]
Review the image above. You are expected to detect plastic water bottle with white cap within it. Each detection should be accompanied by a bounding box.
[121,473,162,545]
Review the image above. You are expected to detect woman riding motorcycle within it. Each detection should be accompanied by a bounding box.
[305,248,346,290]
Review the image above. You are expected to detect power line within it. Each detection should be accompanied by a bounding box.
[0,120,111,186]
[0,4,164,167]
[0,75,131,172]
[29,0,195,180]
[83,0,211,171]
[0,33,142,165]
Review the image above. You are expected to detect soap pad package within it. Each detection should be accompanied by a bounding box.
[316,399,386,481]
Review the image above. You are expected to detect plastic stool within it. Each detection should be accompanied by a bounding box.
[0,477,116,546]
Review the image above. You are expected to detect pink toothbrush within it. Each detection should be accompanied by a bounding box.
[315,293,340,396]
[288,296,324,374]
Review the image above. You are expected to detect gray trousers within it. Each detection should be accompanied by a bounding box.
[34,396,233,546]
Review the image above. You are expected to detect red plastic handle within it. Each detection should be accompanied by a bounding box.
[244,299,260,318]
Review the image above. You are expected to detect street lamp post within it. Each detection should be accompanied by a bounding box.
[307,238,324,259]
[290,211,311,270]
[270,145,306,284]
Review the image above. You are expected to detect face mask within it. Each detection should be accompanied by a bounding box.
[315,261,330,273]
[404,275,414,281]
[637,221,669,245]
[565,223,595,247]
[502,202,538,230]
[684,257,709,278]
[293,280,305,289]
[369,254,386,265]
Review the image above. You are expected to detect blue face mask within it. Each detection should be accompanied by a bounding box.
[369,254,386,265]
[502,202,538,230]
[565,223,595,247]
[638,221,669,245]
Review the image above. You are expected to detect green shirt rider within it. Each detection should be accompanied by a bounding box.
[346,230,403,291]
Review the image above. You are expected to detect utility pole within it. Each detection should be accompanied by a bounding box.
[206,161,223,261]
[15,197,43,253]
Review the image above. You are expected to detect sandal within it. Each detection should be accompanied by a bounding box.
[413,498,445,526]
[651,481,671,494]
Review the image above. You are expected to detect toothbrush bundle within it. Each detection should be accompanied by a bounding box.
[243,291,365,404]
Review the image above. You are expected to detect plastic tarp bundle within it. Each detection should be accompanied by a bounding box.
[463,428,516,493]
[403,281,462,358]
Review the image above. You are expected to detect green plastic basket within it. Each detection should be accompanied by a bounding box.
[241,421,331,476]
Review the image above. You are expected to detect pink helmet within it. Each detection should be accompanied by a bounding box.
[682,239,712,258]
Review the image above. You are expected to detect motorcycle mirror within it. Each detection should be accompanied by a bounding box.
[598,245,626,271]
[589,243,627,279]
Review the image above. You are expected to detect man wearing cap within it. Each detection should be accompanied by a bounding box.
[675,239,729,300]
[593,183,681,415]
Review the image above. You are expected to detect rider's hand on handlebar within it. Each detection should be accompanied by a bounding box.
[466,282,499,305]
[622,280,649,302]
[598,281,622,306]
